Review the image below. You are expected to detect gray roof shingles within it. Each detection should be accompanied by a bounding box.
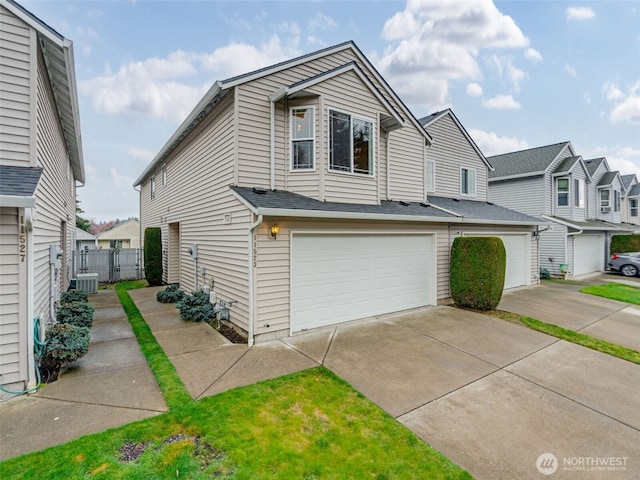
[487,142,569,179]
[628,184,640,196]
[597,171,618,186]
[0,166,43,197]
[232,187,541,224]
[553,156,581,174]
[584,157,605,177]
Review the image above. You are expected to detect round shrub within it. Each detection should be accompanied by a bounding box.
[450,236,506,311]
[157,284,185,303]
[176,290,215,322]
[40,323,90,382]
[144,227,163,286]
[60,290,89,304]
[56,301,95,328]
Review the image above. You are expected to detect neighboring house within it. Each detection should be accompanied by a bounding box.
[583,157,624,224]
[488,143,629,277]
[621,174,639,226]
[419,109,541,290]
[96,219,140,249]
[76,228,97,250]
[135,41,541,345]
[0,0,84,392]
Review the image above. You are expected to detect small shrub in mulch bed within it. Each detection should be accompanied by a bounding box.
[56,301,95,328]
[176,290,215,322]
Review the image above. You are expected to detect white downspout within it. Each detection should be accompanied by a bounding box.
[386,131,391,200]
[25,208,36,386]
[248,214,263,346]
[270,101,275,191]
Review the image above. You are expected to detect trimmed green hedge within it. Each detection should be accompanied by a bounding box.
[610,234,640,254]
[450,236,506,311]
[144,227,163,286]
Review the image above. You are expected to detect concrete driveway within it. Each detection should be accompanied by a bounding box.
[282,302,640,479]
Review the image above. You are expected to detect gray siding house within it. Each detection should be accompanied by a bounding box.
[0,0,84,393]
[488,143,630,277]
[135,42,541,345]
[621,174,639,226]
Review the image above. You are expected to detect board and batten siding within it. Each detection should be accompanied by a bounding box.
[488,176,545,216]
[426,113,488,201]
[538,224,568,275]
[33,46,76,328]
[139,92,254,332]
[0,207,27,384]
[0,5,35,167]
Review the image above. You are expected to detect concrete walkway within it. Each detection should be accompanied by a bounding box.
[0,290,167,461]
[2,279,639,479]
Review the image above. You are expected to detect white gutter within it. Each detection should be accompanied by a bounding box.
[247,214,263,346]
[386,131,391,200]
[428,203,463,218]
[25,208,36,386]
[488,171,546,182]
[0,195,36,208]
[269,100,276,190]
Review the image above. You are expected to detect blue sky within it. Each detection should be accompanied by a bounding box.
[22,0,640,222]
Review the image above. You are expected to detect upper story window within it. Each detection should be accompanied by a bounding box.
[291,107,314,170]
[460,167,476,196]
[557,178,569,206]
[162,164,167,186]
[329,109,373,175]
[630,198,639,217]
[426,159,435,192]
[150,176,156,200]
[600,189,610,208]
[574,178,584,208]
[614,190,621,212]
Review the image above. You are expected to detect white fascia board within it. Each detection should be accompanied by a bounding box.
[1,0,64,46]
[133,81,224,186]
[0,195,36,208]
[539,215,619,231]
[63,39,85,183]
[488,171,545,182]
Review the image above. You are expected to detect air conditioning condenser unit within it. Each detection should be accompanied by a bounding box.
[75,273,99,293]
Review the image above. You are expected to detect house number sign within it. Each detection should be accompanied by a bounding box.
[19,215,26,262]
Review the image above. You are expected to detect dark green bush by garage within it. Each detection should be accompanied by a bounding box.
[450,236,506,311]
[611,234,640,254]
[144,227,163,286]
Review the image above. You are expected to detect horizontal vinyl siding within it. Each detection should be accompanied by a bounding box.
[34,48,76,328]
[554,166,588,221]
[140,92,253,332]
[539,224,568,275]
[426,114,488,201]
[488,177,545,215]
[0,208,23,384]
[254,219,449,337]
[0,5,32,166]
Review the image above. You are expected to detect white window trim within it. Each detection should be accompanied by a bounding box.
[460,167,476,197]
[150,176,156,200]
[327,107,376,177]
[289,106,316,172]
[162,164,167,186]
[574,178,584,208]
[614,190,621,212]
[556,177,569,207]
[630,198,639,217]
[426,158,435,193]
[600,188,610,207]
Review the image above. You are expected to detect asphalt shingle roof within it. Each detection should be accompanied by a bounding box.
[553,156,581,175]
[0,166,43,197]
[628,184,640,196]
[584,157,605,177]
[487,142,570,179]
[545,215,633,232]
[621,174,636,191]
[597,171,618,186]
[232,187,542,225]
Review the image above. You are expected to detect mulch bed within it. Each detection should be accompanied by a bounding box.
[214,324,248,344]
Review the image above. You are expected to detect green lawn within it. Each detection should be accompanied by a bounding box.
[0,282,471,480]
[580,282,640,305]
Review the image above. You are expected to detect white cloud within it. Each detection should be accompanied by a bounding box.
[524,47,542,61]
[467,83,484,96]
[588,146,640,175]
[486,54,526,92]
[482,94,521,109]
[81,38,296,122]
[604,80,640,124]
[564,64,577,77]
[377,0,530,108]
[469,128,528,156]
[128,147,155,163]
[566,7,595,21]
[110,168,133,188]
[308,12,337,31]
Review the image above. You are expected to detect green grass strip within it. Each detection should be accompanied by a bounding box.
[519,315,640,365]
[580,282,640,305]
[115,281,193,411]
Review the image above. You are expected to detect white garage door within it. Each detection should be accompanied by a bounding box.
[468,234,530,289]
[291,233,436,332]
[574,234,604,276]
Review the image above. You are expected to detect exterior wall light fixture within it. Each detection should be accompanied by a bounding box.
[270,223,280,239]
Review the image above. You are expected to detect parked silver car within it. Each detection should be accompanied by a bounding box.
[608,252,640,277]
